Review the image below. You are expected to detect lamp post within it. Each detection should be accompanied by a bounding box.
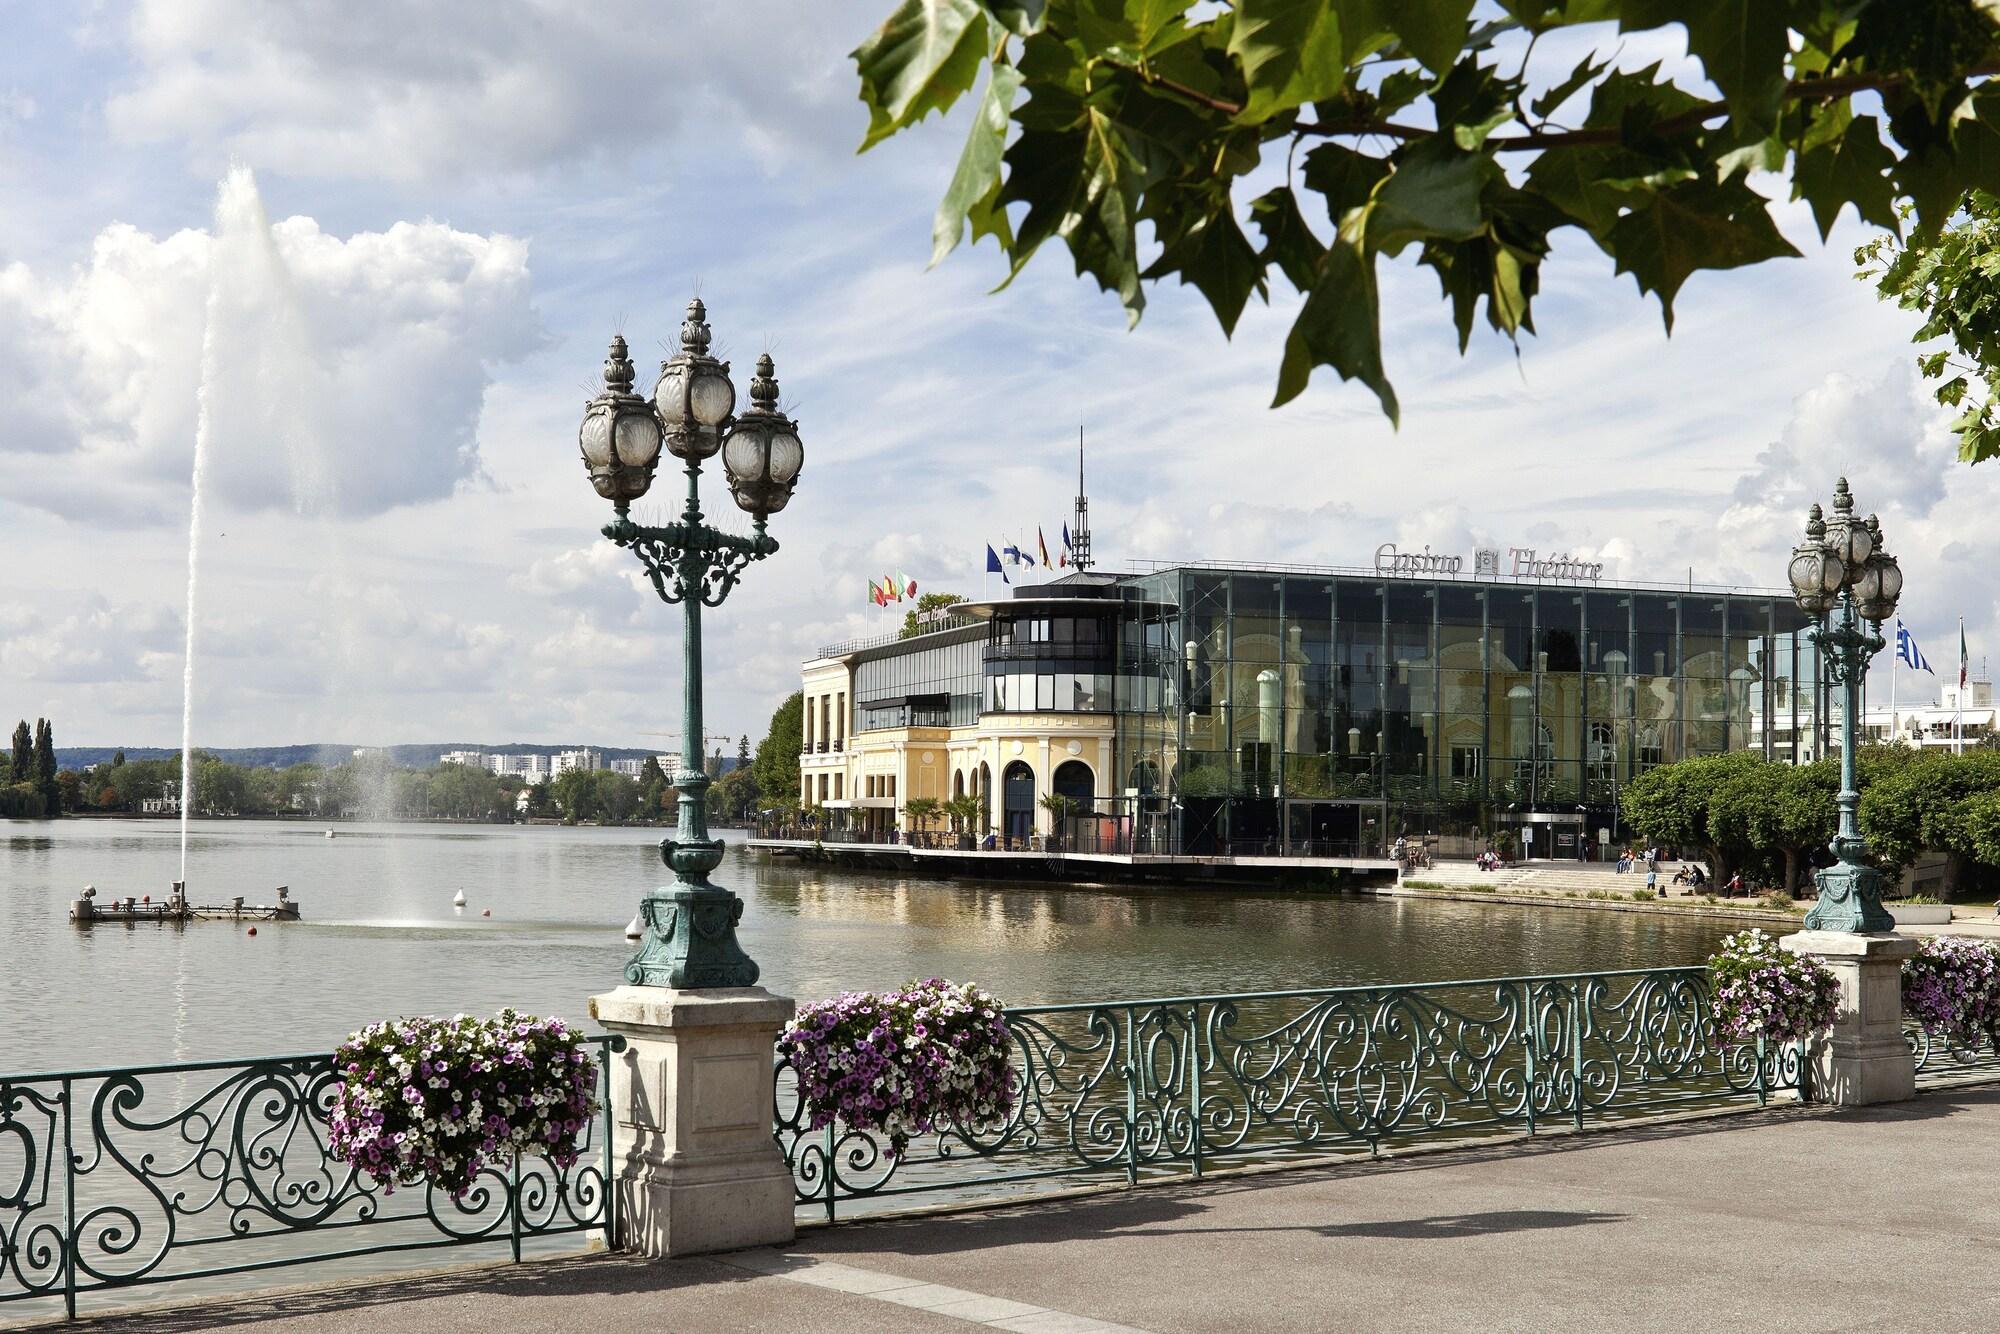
[578,298,804,986]
[1786,476,1903,932]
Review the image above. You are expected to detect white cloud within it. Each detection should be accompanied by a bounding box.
[0,168,541,520]
[0,592,180,685]
[103,1,867,182]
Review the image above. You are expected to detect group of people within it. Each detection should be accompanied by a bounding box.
[1613,846,1661,875]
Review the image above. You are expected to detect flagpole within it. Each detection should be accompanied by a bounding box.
[1891,621,1899,747]
[1959,615,1967,755]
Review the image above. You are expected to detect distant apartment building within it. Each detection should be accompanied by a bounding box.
[552,748,603,776]
[439,750,488,768]
[609,755,673,778]
[1750,678,1996,759]
[490,753,552,780]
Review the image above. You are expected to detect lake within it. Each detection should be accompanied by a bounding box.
[0,818,1736,1074]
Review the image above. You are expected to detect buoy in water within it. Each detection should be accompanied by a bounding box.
[452,890,467,908]
[624,913,643,940]
[247,926,258,937]
[481,908,491,917]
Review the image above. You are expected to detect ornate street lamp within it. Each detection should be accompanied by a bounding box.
[1786,477,1901,932]
[577,298,804,986]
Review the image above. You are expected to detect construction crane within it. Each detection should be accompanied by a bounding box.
[637,730,735,747]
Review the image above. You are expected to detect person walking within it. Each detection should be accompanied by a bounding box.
[1647,864,1661,898]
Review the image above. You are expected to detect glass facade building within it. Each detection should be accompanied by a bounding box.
[829,562,1822,859]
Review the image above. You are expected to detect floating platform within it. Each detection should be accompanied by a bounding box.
[70,884,301,926]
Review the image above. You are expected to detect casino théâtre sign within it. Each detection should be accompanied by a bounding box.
[1373,544,1603,584]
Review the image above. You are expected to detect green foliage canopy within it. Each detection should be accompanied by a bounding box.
[1858,190,2000,463]
[852,1,2000,422]
[753,691,805,810]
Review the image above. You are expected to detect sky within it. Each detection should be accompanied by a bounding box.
[1,3,1995,752]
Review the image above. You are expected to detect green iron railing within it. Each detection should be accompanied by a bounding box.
[774,967,1807,1220]
[1909,1022,2000,1084]
[0,1035,623,1321]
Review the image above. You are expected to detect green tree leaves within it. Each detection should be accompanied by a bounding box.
[1608,177,1801,331]
[933,63,1024,265]
[852,0,2000,436]
[1860,189,2000,463]
[854,0,996,151]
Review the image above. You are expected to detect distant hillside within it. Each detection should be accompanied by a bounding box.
[55,743,746,773]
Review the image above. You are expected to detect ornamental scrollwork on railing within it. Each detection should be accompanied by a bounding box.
[1,1037,619,1314]
[774,967,1808,1220]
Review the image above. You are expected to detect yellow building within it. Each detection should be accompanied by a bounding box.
[798,589,1117,844]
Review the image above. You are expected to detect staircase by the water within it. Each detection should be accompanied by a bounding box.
[1401,860,1702,895]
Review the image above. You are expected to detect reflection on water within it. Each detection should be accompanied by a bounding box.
[0,819,1736,1074]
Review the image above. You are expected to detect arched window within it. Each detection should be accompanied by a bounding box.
[1002,761,1035,845]
[1052,760,1094,810]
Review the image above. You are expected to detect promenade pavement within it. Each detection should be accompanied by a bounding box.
[71,1082,2000,1334]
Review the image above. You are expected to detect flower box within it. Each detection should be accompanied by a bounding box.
[779,978,1016,1155]
[328,1010,599,1198]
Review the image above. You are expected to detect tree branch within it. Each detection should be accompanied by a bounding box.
[1294,64,2000,152]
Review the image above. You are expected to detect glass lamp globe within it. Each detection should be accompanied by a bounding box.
[1823,477,1873,576]
[1787,505,1838,615]
[578,335,662,510]
[1854,552,1902,623]
[655,297,735,461]
[721,353,805,517]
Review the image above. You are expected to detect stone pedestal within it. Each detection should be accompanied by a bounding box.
[1781,931,1918,1106]
[588,985,796,1257]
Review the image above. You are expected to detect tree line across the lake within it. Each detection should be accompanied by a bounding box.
[2,718,61,816]
[0,716,798,827]
[1622,747,2000,899]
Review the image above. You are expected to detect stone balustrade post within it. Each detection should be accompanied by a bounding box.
[1781,931,1917,1106]
[588,985,796,1257]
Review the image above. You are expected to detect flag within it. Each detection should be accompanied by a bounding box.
[1037,526,1052,568]
[1895,620,1934,674]
[867,578,881,606]
[1017,537,1036,568]
[897,571,917,598]
[1962,619,1971,690]
[1002,542,1023,567]
[1061,521,1073,566]
[883,573,902,602]
[986,544,1009,585]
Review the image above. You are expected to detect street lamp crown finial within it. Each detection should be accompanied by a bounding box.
[680,298,712,356]
[603,335,635,394]
[1832,476,1853,513]
[749,353,778,412]
[1806,502,1824,539]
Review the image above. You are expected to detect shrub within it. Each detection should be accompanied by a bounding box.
[1631,889,1655,902]
[1756,891,1798,913]
[1902,936,2000,1047]
[328,1010,599,1198]
[780,978,1016,1156]
[1707,929,1840,1046]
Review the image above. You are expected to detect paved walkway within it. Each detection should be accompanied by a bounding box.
[65,1083,2000,1333]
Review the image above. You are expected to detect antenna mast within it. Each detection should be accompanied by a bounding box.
[1072,425,1093,571]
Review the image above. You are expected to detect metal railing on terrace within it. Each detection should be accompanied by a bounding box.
[812,616,979,661]
[747,822,1388,860]
[0,1037,622,1322]
[7,991,1997,1318]
[774,968,1807,1221]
